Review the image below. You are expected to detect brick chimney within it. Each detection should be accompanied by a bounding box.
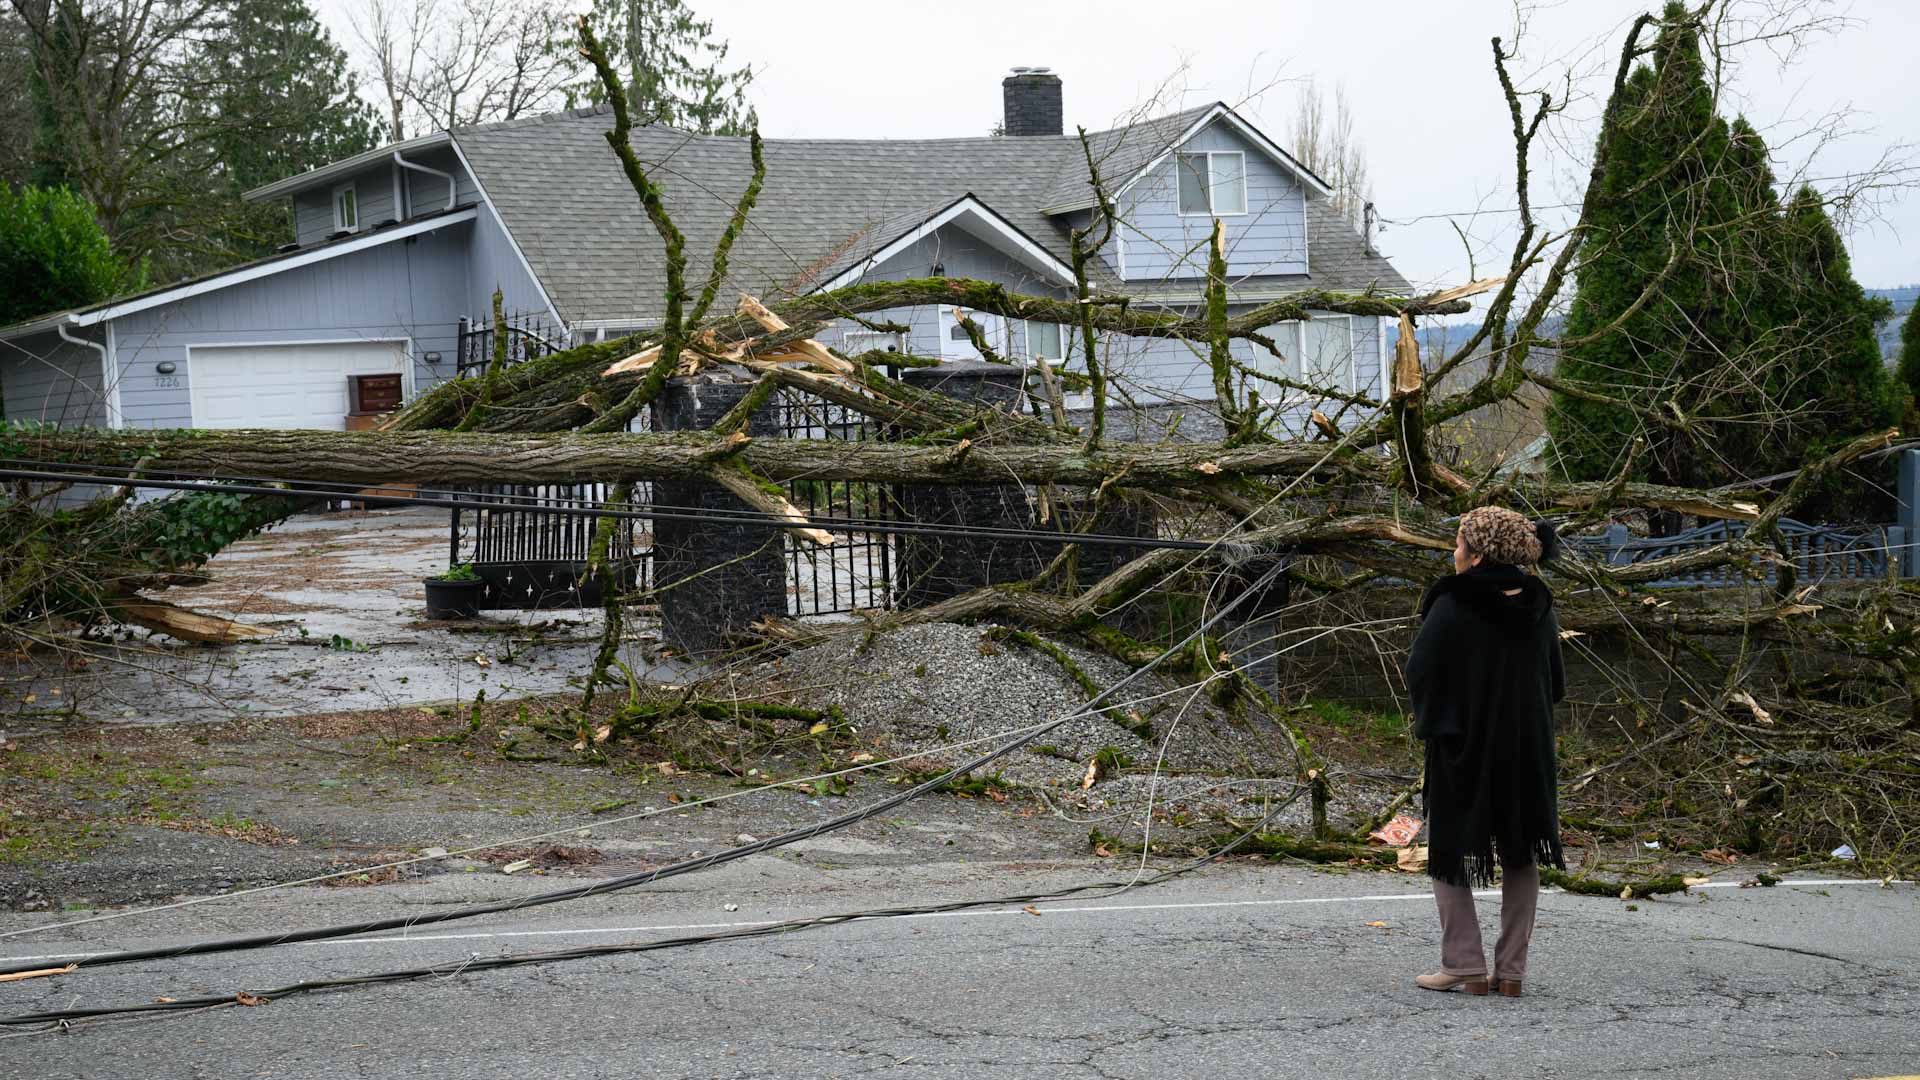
[1002,67,1063,137]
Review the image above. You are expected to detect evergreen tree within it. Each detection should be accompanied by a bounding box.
[1549,2,1736,495]
[0,185,145,326]
[1547,4,1897,516]
[23,1,83,191]
[179,0,386,261]
[563,0,754,134]
[1774,185,1899,438]
[1899,305,1920,403]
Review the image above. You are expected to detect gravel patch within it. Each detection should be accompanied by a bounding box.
[752,622,1373,824]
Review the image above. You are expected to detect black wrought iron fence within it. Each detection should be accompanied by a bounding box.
[456,310,563,377]
[774,387,898,616]
[449,482,652,610]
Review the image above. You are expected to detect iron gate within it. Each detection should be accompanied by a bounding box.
[773,388,897,616]
[449,482,651,609]
[444,385,901,616]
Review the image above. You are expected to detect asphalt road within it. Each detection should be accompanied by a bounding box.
[1,862,1915,1079]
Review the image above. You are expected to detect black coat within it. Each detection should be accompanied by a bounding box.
[1405,563,1567,887]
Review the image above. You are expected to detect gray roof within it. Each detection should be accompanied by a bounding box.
[452,104,1413,327]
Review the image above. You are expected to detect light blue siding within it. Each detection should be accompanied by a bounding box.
[0,330,108,427]
[468,207,553,329]
[818,223,1069,361]
[1090,307,1385,438]
[402,146,481,216]
[293,163,404,246]
[290,148,481,247]
[107,219,475,428]
[1114,121,1308,282]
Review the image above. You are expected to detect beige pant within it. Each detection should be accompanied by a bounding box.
[1432,864,1539,982]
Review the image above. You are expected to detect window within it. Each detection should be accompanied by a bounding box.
[332,184,359,233]
[948,323,971,341]
[1027,321,1064,359]
[1300,314,1354,389]
[1176,152,1247,216]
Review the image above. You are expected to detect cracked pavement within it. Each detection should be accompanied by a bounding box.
[1,863,1914,1078]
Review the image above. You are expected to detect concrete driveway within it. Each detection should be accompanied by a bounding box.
[1,507,638,734]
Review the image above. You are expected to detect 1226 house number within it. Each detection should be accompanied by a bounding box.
[155,374,181,388]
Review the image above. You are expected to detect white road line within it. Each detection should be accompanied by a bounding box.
[1,878,1906,965]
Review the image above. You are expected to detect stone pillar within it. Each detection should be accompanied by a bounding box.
[895,363,1037,607]
[1217,564,1292,695]
[653,375,787,653]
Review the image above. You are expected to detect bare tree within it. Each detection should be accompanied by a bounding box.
[347,0,572,138]
[1289,77,1371,227]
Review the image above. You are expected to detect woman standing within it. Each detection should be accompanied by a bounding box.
[1404,506,1566,998]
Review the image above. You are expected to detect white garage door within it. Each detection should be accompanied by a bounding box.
[190,341,409,430]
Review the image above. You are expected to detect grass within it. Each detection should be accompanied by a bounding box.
[1304,699,1410,742]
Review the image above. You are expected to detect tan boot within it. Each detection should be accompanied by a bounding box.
[1415,971,1489,995]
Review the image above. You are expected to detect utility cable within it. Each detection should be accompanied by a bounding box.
[0,465,1240,555]
[0,779,1305,1030]
[0,561,1287,978]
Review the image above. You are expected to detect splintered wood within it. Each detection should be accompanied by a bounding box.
[114,599,273,644]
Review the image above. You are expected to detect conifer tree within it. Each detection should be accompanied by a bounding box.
[1898,304,1920,403]
[1548,4,1896,514]
[562,0,754,134]
[1548,2,1736,494]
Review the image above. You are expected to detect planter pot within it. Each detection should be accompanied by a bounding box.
[423,577,485,619]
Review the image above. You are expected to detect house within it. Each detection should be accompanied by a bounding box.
[0,69,1414,440]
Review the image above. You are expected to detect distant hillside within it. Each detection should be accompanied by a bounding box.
[1870,286,1918,361]
[1406,289,1916,365]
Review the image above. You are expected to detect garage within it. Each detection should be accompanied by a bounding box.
[188,341,411,430]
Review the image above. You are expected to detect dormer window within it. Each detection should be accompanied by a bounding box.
[1176,151,1247,216]
[333,183,359,233]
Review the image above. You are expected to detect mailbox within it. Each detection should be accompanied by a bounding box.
[350,373,404,414]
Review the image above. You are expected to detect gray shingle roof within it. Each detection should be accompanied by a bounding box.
[452,104,1413,327]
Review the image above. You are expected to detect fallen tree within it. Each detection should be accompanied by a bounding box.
[3,3,1916,876]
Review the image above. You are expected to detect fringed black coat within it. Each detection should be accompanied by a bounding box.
[1405,563,1567,888]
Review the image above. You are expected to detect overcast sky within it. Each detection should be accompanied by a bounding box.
[314,0,1918,300]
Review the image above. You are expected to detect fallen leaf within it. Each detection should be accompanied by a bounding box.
[500,859,532,875]
[1082,759,1101,790]
[655,761,678,776]
[667,792,682,804]
[1022,905,1042,916]
[1682,876,1711,888]
[1557,629,1586,640]
[1093,843,1115,858]
[1194,461,1222,475]
[1619,886,1634,900]
[1364,920,1390,928]
[1395,845,1429,873]
[1701,848,1738,865]
[472,654,490,667]
[808,721,829,735]
[235,992,267,1007]
[592,724,612,744]
[154,997,176,1004]
[850,751,875,763]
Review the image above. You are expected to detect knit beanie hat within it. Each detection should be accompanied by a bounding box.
[1459,506,1560,566]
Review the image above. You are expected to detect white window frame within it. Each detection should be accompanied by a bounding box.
[1175,151,1248,218]
[1297,313,1356,393]
[332,183,359,233]
[1024,319,1091,410]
